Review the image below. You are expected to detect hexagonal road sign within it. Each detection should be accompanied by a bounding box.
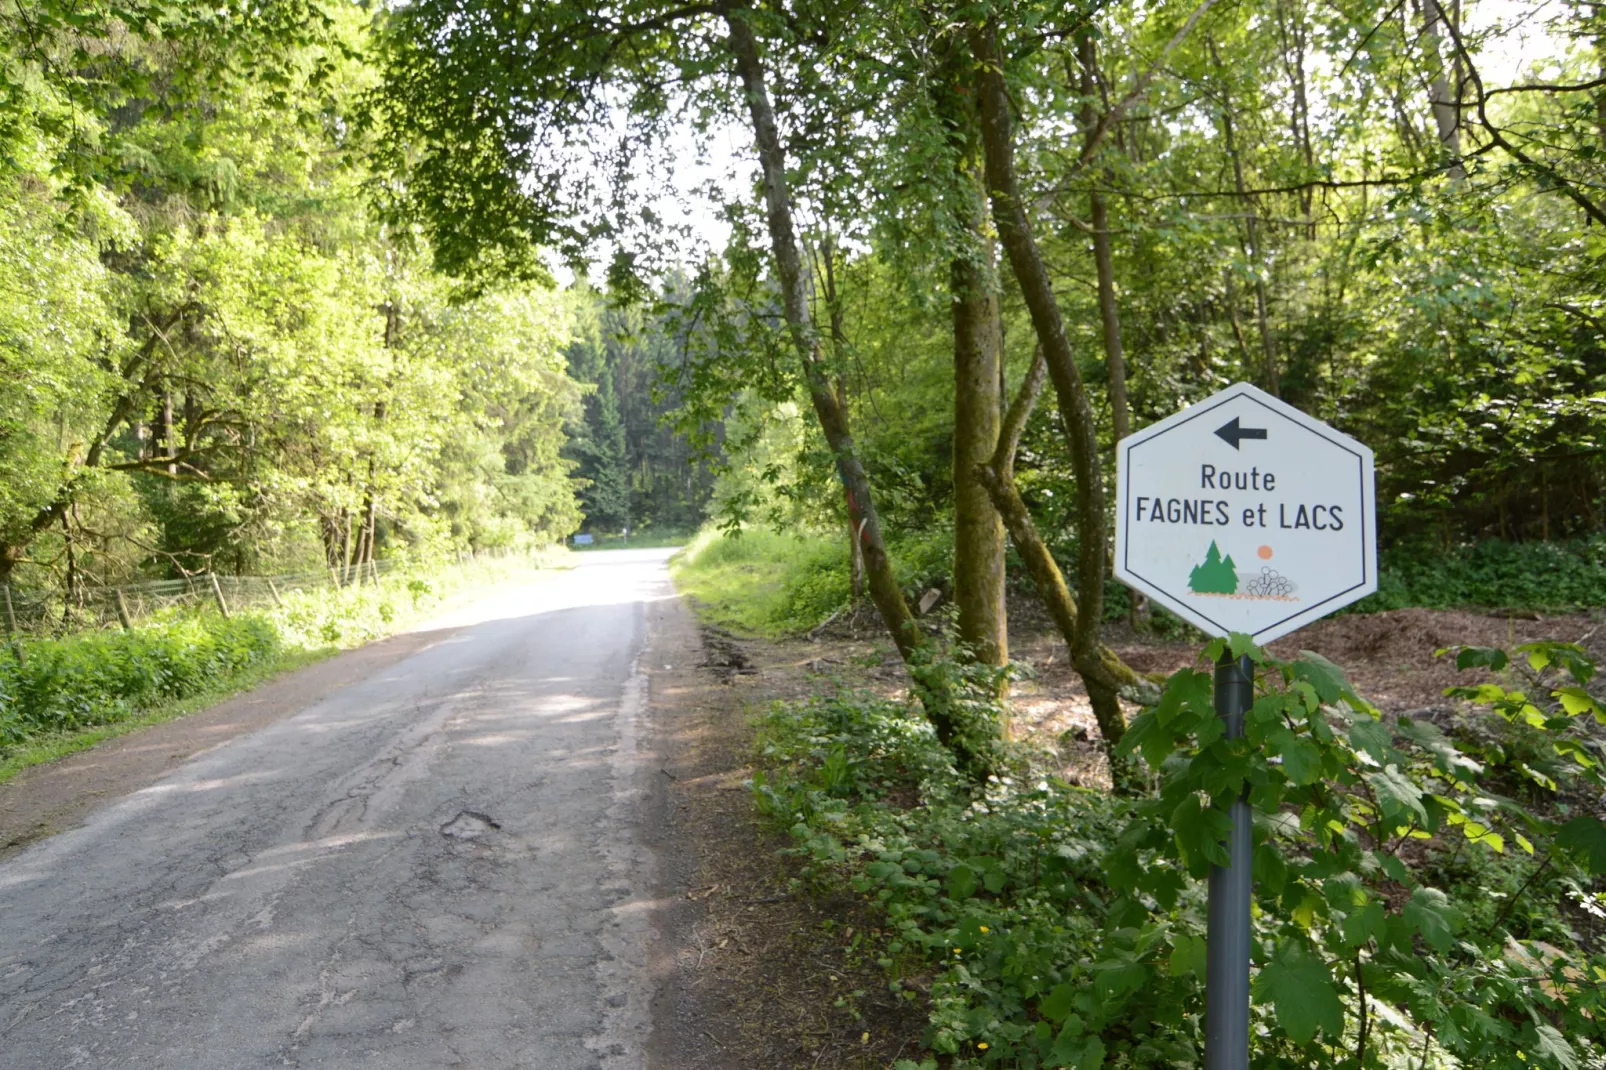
[1114,382,1377,644]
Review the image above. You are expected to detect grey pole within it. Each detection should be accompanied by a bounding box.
[1205,652,1254,1070]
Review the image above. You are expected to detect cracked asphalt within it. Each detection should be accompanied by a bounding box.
[0,549,674,1069]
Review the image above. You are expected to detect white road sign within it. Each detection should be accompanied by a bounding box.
[1114,382,1377,644]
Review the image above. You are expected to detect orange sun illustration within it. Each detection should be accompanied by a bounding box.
[1257,545,1274,560]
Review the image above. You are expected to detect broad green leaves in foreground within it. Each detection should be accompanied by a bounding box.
[758,636,1606,1067]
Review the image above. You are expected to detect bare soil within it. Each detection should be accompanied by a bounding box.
[646,600,929,1070]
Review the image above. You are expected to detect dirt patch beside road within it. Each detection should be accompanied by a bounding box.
[646,597,928,1070]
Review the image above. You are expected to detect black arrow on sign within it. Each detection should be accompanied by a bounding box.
[1214,417,1268,450]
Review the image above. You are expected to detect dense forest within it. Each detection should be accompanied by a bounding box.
[4,0,1606,1065]
[0,3,692,607]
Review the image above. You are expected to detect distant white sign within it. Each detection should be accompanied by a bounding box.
[1114,383,1377,644]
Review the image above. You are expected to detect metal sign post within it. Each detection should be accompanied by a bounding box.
[1112,383,1378,1069]
[1206,653,1253,1070]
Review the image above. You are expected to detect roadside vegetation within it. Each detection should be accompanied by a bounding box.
[0,552,566,782]
[6,0,1606,1066]
[753,639,1606,1069]
[676,528,1606,640]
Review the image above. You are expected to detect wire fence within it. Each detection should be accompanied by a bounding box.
[0,548,528,641]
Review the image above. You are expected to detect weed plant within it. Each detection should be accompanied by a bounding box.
[0,616,279,745]
[755,642,1606,1068]
[1358,534,1606,613]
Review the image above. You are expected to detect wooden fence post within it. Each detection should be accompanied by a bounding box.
[209,573,231,619]
[114,589,133,631]
[266,578,285,607]
[2,585,23,667]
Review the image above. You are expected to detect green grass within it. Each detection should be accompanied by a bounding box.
[0,551,570,783]
[670,526,851,636]
[1357,533,1606,613]
[670,523,957,638]
[0,646,332,787]
[571,530,693,551]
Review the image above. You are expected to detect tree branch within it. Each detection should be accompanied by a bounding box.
[1077,0,1221,168]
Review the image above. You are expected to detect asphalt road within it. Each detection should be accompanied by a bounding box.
[0,549,675,1069]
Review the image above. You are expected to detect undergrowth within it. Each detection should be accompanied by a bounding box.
[670,524,949,637]
[676,527,1606,644]
[0,550,567,760]
[1358,535,1606,613]
[754,642,1606,1068]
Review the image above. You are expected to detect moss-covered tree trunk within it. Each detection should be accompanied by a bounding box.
[721,7,940,693]
[969,17,1134,777]
[936,50,1007,671]
[975,348,1149,790]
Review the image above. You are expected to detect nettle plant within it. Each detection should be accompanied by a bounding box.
[1111,635,1606,1067]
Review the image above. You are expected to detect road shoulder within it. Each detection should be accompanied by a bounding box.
[643,593,928,1070]
[0,621,466,857]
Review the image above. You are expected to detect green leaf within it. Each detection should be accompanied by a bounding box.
[1279,737,1324,785]
[1533,1023,1579,1070]
[1455,646,1509,672]
[1154,669,1211,726]
[1396,716,1482,778]
[1247,692,1289,726]
[946,862,978,900]
[1348,718,1395,765]
[1252,941,1343,1044]
[1051,1029,1105,1070]
[1556,686,1600,718]
[1171,795,1232,870]
[1517,641,1595,684]
[1366,765,1428,826]
[1038,982,1076,1023]
[1556,816,1606,875]
[1170,932,1206,977]
[1227,632,1261,660]
[1292,652,1351,705]
[1402,887,1462,952]
[1341,901,1386,949]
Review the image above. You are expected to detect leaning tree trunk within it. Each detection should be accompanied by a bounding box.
[975,348,1152,791]
[1421,0,1464,180]
[722,8,973,750]
[1076,36,1145,631]
[970,17,1136,779]
[951,244,1007,669]
[821,242,868,609]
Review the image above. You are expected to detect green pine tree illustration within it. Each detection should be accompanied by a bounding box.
[1188,540,1239,594]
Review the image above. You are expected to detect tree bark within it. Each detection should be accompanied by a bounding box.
[976,348,1151,788]
[1210,40,1280,395]
[1078,37,1131,446]
[1421,0,1464,179]
[935,46,1008,670]
[969,18,1131,761]
[822,240,868,608]
[721,9,929,677]
[951,244,1007,667]
[1275,0,1318,234]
